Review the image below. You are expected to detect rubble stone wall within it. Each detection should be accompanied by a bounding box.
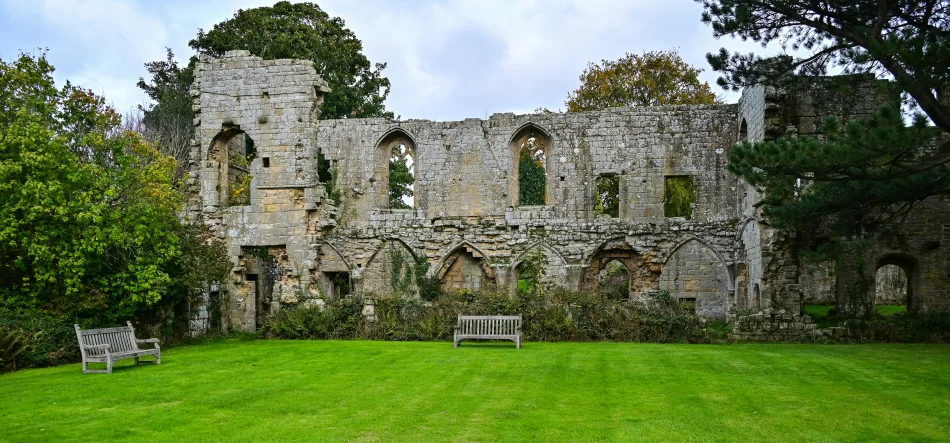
[188,53,950,335]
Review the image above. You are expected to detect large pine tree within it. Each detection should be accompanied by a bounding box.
[699,1,950,239]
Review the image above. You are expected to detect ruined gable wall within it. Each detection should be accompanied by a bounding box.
[316,105,740,223]
[316,106,743,317]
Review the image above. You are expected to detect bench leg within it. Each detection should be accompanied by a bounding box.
[135,357,140,366]
[516,336,521,349]
[106,359,113,375]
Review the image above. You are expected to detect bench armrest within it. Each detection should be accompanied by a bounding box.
[136,338,160,344]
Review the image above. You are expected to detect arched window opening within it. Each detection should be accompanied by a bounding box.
[875,263,910,315]
[440,246,493,292]
[598,260,631,300]
[739,118,748,142]
[510,125,551,207]
[389,143,415,209]
[377,130,417,210]
[210,129,256,207]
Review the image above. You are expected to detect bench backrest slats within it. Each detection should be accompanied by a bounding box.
[77,325,139,356]
[457,315,521,336]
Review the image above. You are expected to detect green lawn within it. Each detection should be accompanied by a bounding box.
[804,304,910,327]
[2,341,949,442]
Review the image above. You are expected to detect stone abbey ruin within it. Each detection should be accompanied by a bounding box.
[186,51,950,337]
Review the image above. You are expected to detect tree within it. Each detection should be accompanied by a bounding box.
[566,50,720,112]
[699,1,950,238]
[189,1,391,119]
[136,48,194,179]
[0,53,228,326]
[519,144,547,206]
[388,156,414,209]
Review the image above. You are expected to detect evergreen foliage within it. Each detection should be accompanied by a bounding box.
[518,145,546,206]
[135,48,194,177]
[699,0,950,240]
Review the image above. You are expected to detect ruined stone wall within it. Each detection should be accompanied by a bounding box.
[188,53,949,335]
[834,196,950,313]
[316,106,742,316]
[659,240,732,319]
[189,50,332,330]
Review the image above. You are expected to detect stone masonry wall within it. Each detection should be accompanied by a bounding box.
[188,54,950,336]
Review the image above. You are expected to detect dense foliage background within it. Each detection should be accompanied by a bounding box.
[0,53,230,371]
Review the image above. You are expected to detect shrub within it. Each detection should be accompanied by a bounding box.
[844,310,950,343]
[0,308,80,369]
[0,327,26,373]
[263,288,710,343]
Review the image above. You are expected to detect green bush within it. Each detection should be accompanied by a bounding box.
[0,308,80,370]
[844,310,950,343]
[262,289,710,343]
[0,327,25,373]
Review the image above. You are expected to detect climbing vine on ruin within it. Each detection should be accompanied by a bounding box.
[389,245,415,295]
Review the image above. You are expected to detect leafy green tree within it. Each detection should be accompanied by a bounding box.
[566,50,720,112]
[388,156,414,209]
[136,48,194,177]
[595,176,620,217]
[0,53,228,326]
[699,0,950,237]
[189,1,392,119]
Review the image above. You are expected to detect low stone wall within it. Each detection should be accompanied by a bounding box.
[730,308,819,341]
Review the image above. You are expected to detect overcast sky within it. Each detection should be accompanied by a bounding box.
[0,0,775,121]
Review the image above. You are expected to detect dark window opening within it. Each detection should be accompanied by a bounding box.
[664,176,695,219]
[262,157,270,168]
[598,260,630,300]
[595,175,620,217]
[324,272,351,300]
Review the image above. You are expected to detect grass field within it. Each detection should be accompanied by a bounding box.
[804,304,909,328]
[2,340,949,442]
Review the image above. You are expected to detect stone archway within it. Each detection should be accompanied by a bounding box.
[582,238,659,298]
[660,239,731,319]
[362,240,418,297]
[439,243,494,291]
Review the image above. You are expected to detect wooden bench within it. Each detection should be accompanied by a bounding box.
[74,321,161,374]
[454,315,522,348]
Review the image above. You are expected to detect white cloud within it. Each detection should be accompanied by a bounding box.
[1,0,793,120]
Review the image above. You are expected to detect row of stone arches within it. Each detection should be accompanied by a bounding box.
[320,235,737,318]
